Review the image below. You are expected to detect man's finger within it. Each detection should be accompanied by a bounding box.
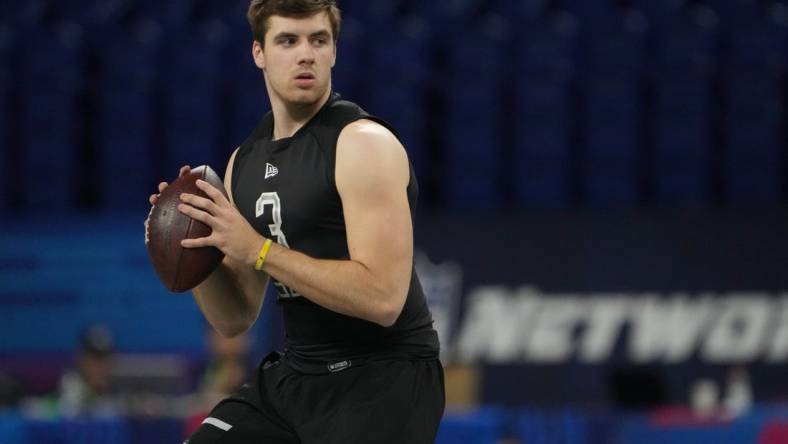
[179,165,192,177]
[181,236,213,248]
[180,193,219,215]
[178,203,214,226]
[195,179,227,205]
[158,182,168,193]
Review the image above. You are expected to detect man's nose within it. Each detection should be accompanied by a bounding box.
[297,40,316,64]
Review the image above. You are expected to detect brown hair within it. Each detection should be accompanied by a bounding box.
[247,0,342,46]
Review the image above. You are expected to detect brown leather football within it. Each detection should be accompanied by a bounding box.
[146,165,227,292]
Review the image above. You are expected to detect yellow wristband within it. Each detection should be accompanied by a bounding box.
[254,239,273,271]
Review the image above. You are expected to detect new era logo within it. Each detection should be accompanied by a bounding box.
[265,163,279,179]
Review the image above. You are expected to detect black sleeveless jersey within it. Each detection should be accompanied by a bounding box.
[231,93,439,371]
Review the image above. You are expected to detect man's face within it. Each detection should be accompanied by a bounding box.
[253,12,336,106]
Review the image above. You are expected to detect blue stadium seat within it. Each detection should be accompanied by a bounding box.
[368,86,428,183]
[653,113,712,204]
[18,23,84,211]
[225,70,268,151]
[216,0,250,24]
[720,79,782,205]
[0,3,18,21]
[705,0,763,27]
[492,0,549,21]
[630,0,686,28]
[368,16,430,89]
[444,109,500,209]
[6,1,47,28]
[338,0,374,23]
[97,22,160,92]
[160,22,228,175]
[56,0,95,22]
[582,122,640,205]
[0,26,12,213]
[0,98,6,213]
[97,93,155,212]
[225,63,271,149]
[579,11,646,205]
[650,9,717,205]
[721,11,786,76]
[96,23,161,211]
[512,14,577,207]
[75,0,137,28]
[219,16,268,146]
[411,3,456,39]
[563,0,618,25]
[581,11,646,82]
[651,7,718,82]
[581,82,640,205]
[21,23,83,93]
[513,87,572,207]
[365,16,431,188]
[443,19,506,209]
[717,11,785,204]
[722,120,782,204]
[332,17,368,101]
[0,226,205,354]
[136,0,193,26]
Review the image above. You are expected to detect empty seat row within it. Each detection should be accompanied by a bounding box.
[0,2,786,214]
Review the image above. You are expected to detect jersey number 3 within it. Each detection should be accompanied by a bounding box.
[255,192,300,299]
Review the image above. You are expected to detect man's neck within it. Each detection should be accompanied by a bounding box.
[270,89,332,140]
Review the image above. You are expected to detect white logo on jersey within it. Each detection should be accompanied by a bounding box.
[265,163,279,179]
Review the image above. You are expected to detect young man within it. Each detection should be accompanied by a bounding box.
[148,1,444,442]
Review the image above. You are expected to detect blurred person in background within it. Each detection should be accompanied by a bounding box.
[185,328,253,437]
[197,328,252,408]
[147,0,444,442]
[0,372,23,410]
[56,324,120,418]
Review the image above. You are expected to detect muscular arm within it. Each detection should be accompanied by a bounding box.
[180,121,413,327]
[260,120,413,327]
[190,149,270,337]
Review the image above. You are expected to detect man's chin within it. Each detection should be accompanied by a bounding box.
[288,87,327,105]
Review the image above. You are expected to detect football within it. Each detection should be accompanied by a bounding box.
[146,165,226,292]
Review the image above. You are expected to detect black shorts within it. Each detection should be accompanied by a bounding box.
[185,352,445,444]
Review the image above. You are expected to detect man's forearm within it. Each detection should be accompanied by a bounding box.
[260,243,409,327]
[192,257,267,337]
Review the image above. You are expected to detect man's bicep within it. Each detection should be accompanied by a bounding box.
[343,180,413,269]
[336,122,413,274]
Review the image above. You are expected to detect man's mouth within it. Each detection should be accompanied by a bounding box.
[294,73,316,88]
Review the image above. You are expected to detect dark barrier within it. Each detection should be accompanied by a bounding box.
[414,208,788,407]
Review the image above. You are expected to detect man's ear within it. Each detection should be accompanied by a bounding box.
[253,40,265,70]
[331,43,337,68]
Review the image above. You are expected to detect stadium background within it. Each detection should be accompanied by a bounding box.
[2,0,788,442]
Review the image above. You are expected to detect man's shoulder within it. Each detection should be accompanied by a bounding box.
[317,96,367,129]
[338,119,398,147]
[322,99,400,144]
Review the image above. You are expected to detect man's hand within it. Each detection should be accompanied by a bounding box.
[178,178,265,266]
[144,165,191,245]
